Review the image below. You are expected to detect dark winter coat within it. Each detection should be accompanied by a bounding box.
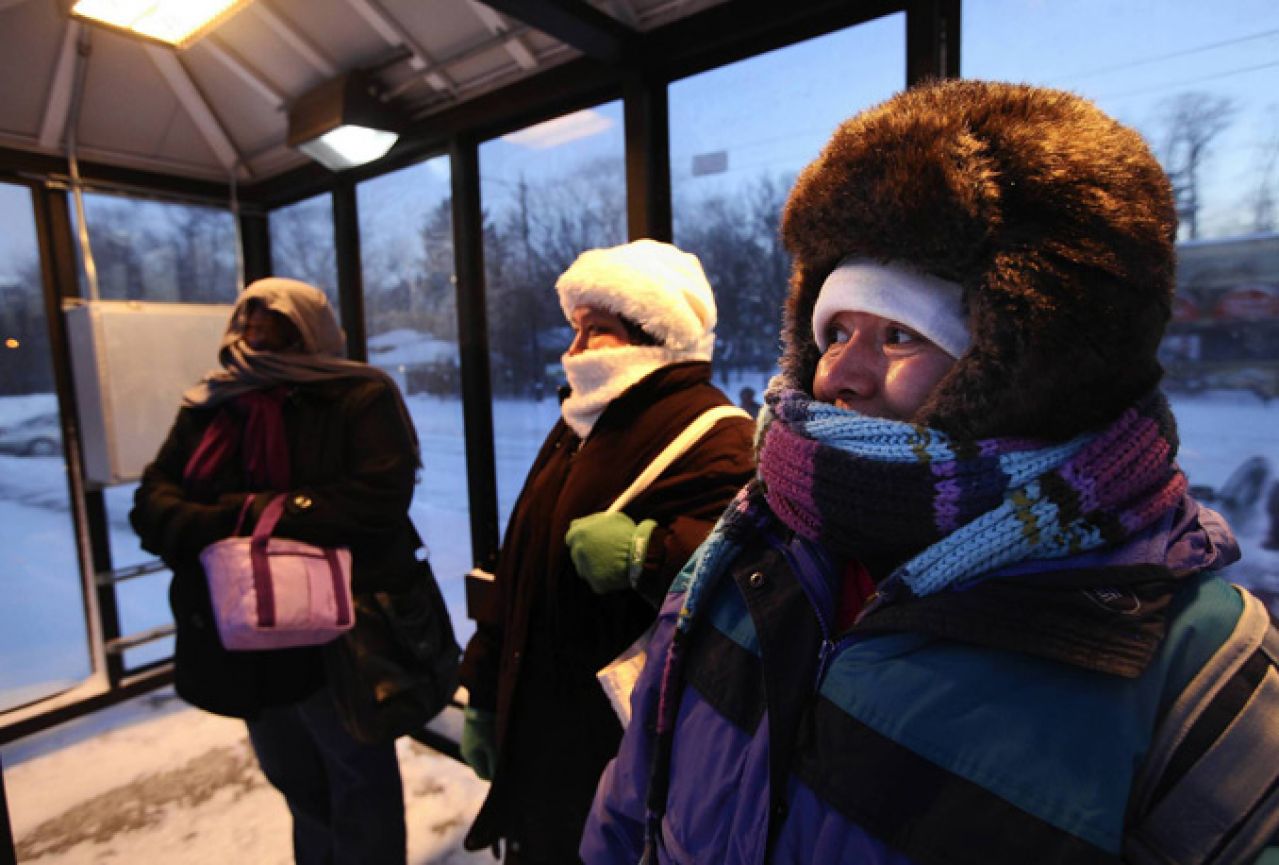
[130,377,420,719]
[460,361,755,860]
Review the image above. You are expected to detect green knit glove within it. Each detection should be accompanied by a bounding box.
[460,707,497,781]
[566,511,658,594]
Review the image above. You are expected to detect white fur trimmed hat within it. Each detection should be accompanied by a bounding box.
[556,238,718,359]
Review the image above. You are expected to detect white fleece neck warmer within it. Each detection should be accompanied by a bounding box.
[560,345,689,438]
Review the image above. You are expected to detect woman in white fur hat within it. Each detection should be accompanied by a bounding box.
[458,239,755,864]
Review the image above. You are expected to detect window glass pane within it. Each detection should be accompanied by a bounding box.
[480,102,627,532]
[356,157,472,638]
[0,183,92,710]
[103,480,172,670]
[269,193,341,316]
[73,192,238,303]
[670,13,906,410]
[963,2,1279,606]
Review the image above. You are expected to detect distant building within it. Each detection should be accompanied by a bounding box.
[1164,232,1279,400]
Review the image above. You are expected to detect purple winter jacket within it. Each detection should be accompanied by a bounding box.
[582,498,1254,865]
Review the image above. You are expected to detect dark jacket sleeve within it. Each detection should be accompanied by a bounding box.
[130,408,249,566]
[458,420,570,711]
[629,415,755,608]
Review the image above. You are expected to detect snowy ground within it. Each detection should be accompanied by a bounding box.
[1,688,491,864]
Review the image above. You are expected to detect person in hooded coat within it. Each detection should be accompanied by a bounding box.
[131,277,424,865]
[458,239,755,864]
[582,81,1279,865]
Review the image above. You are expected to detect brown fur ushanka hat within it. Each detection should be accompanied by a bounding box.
[780,79,1178,442]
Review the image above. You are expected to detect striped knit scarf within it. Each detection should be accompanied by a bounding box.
[757,386,1188,597]
[638,390,1188,858]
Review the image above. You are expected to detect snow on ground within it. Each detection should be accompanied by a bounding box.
[2,688,491,864]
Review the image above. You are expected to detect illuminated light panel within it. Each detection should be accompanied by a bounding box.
[296,125,399,172]
[70,0,256,49]
[4,338,18,349]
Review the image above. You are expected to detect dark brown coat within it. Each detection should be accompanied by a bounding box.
[460,361,755,860]
[130,377,421,719]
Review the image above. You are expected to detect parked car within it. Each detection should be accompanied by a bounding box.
[0,412,62,457]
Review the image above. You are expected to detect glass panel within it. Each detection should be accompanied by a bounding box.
[669,13,906,416]
[356,157,473,639]
[73,191,238,303]
[269,193,341,316]
[102,482,152,571]
[480,102,627,531]
[103,480,172,670]
[123,635,175,672]
[0,183,92,710]
[963,1,1279,606]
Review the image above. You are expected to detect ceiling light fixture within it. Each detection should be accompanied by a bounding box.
[288,71,403,172]
[69,0,256,49]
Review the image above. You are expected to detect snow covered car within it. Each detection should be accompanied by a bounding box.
[0,412,62,456]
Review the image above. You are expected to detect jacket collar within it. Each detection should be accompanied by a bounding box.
[856,496,1237,678]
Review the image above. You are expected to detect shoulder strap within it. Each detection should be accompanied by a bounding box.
[1125,588,1279,865]
[606,404,750,515]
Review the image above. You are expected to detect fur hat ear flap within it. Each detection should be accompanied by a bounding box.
[780,79,1178,442]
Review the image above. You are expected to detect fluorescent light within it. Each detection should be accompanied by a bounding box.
[70,0,255,49]
[288,72,403,171]
[296,125,399,172]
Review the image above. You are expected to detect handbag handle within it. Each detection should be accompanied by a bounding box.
[229,493,288,539]
[244,494,351,629]
[232,494,257,536]
[250,495,288,542]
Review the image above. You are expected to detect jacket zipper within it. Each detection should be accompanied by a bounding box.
[816,578,904,690]
[769,534,841,692]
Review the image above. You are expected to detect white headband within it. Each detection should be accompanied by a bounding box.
[812,258,970,359]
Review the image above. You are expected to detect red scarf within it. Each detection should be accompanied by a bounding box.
[183,388,291,495]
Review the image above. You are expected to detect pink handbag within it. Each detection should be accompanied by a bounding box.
[199,494,354,651]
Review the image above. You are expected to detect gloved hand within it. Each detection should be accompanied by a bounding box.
[565,511,657,594]
[461,707,497,781]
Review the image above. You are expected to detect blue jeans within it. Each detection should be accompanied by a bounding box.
[247,687,406,865]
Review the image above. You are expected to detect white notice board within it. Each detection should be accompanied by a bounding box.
[64,300,232,486]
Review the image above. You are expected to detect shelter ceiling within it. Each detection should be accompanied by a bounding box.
[0,0,725,185]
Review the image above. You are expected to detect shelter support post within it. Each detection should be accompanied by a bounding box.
[450,135,500,578]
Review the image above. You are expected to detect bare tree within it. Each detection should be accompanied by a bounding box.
[0,257,54,394]
[485,157,626,395]
[1158,92,1236,240]
[168,205,237,303]
[1248,105,1279,234]
[270,198,338,306]
[677,172,793,377]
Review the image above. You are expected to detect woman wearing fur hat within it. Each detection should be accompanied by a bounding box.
[458,239,755,863]
[582,82,1279,865]
[131,278,431,865]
